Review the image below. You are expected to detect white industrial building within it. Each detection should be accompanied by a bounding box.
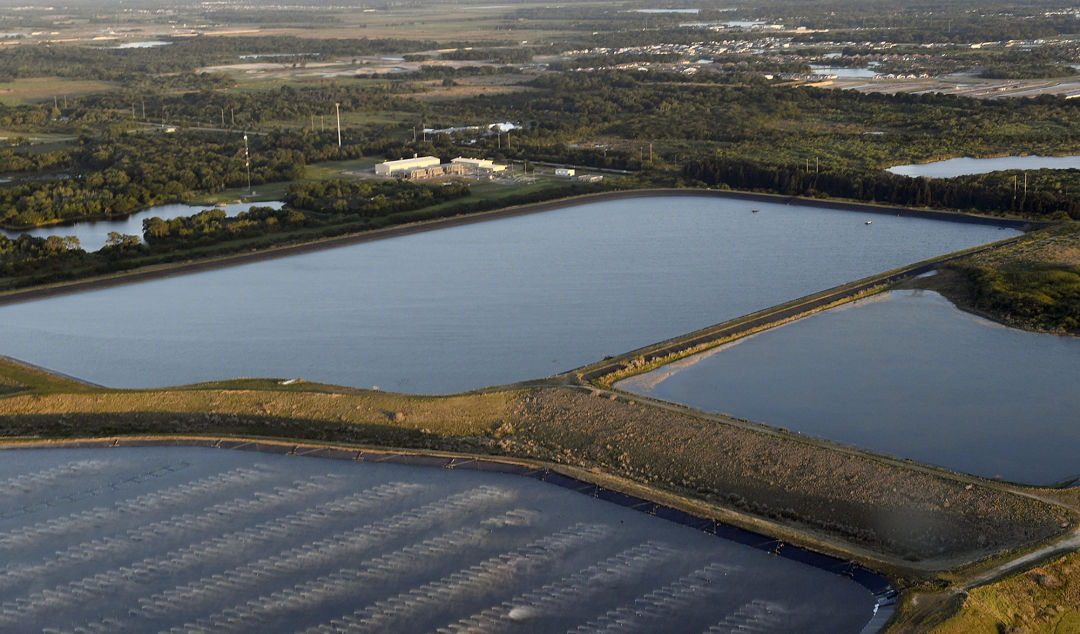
[375,156,441,176]
[451,157,507,173]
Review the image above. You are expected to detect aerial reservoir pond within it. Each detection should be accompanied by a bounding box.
[0,445,882,632]
[617,290,1080,486]
[0,195,1018,393]
[0,201,284,252]
[887,155,1080,178]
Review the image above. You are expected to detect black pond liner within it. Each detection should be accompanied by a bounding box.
[2,438,896,608]
[228,440,895,598]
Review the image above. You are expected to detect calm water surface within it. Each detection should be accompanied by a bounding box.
[0,446,878,632]
[0,201,284,252]
[887,155,1080,178]
[0,196,1016,392]
[810,66,878,78]
[618,290,1080,485]
[112,40,173,49]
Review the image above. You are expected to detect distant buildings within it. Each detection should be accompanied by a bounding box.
[451,157,506,175]
[375,156,506,180]
[374,156,441,177]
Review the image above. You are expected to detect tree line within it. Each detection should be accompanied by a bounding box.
[681,157,1078,219]
[0,131,304,227]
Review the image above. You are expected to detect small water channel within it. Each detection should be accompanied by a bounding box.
[0,445,882,632]
[0,195,1017,392]
[887,155,1080,178]
[0,201,284,252]
[617,290,1080,486]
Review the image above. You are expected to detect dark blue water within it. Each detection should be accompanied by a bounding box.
[0,446,879,633]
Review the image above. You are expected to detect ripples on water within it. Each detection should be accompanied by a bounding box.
[0,446,878,632]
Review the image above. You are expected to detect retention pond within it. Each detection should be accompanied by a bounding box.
[0,444,884,633]
[617,290,1080,486]
[0,195,1018,393]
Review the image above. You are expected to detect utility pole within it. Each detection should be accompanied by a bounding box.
[243,133,252,194]
[506,129,510,150]
[221,107,225,127]
[335,102,341,147]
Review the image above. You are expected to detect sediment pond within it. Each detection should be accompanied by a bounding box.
[0,445,882,633]
[0,195,1017,392]
[617,290,1080,486]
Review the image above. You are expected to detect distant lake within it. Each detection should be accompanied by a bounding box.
[887,155,1080,178]
[0,201,284,252]
[632,8,700,13]
[0,195,1016,392]
[617,290,1080,486]
[682,20,764,28]
[0,446,880,632]
[112,40,172,49]
[810,65,878,79]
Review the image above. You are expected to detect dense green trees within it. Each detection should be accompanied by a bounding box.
[0,131,304,227]
[0,233,85,277]
[416,72,1080,176]
[285,179,470,217]
[681,157,1079,219]
[143,206,308,248]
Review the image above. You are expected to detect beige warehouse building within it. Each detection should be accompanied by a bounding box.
[375,156,441,176]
